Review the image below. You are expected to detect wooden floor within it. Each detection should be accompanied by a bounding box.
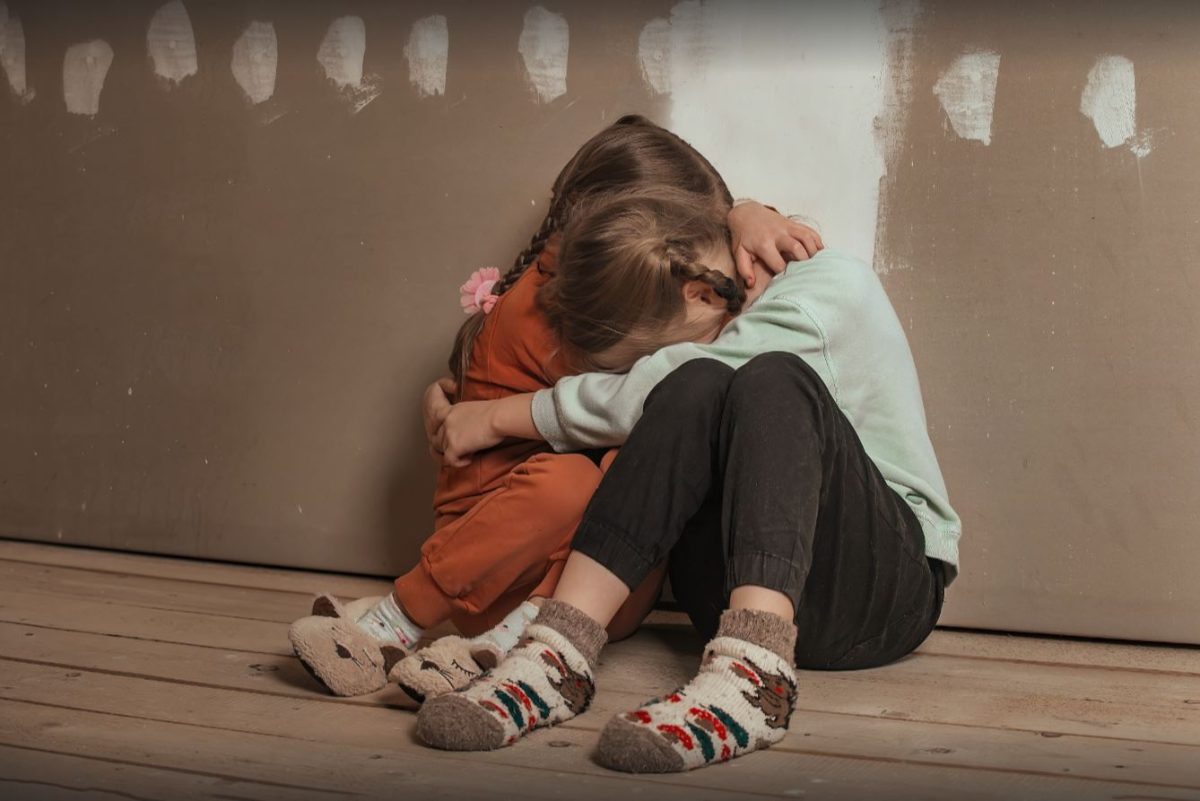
[0,541,1198,801]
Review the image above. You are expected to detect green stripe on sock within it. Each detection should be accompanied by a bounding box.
[517,680,552,719]
[494,688,524,729]
[686,721,716,763]
[707,705,749,748]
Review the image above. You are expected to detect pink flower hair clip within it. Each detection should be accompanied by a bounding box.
[460,267,501,314]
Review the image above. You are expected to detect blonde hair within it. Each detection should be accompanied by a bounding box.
[541,188,745,372]
[448,115,732,390]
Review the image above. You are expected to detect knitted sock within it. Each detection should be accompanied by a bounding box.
[595,608,798,773]
[354,593,424,650]
[391,601,542,702]
[416,599,606,751]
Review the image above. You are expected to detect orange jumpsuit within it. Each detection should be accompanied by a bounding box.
[393,239,608,636]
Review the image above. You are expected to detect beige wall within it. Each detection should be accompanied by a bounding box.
[0,0,669,574]
[2,1,1198,643]
[876,0,1200,644]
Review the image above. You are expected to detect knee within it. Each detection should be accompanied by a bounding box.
[643,358,734,415]
[518,453,602,522]
[728,352,828,411]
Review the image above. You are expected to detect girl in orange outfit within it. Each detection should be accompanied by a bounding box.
[288,115,818,703]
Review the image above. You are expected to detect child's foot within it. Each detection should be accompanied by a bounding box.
[416,600,606,750]
[392,601,540,702]
[288,593,419,697]
[595,609,798,773]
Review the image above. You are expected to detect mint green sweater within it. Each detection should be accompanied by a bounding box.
[530,248,961,586]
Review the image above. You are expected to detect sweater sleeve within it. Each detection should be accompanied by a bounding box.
[531,295,833,452]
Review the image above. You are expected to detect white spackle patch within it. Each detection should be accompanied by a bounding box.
[873,0,922,275]
[404,14,448,98]
[318,16,365,88]
[147,1,198,86]
[317,16,380,113]
[518,6,568,104]
[0,3,34,102]
[637,17,672,94]
[63,40,115,117]
[932,49,1001,145]
[1080,55,1150,157]
[655,0,897,267]
[231,21,277,105]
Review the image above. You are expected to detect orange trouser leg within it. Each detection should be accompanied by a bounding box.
[394,452,603,636]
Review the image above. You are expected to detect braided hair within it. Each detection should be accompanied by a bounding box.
[447,114,732,391]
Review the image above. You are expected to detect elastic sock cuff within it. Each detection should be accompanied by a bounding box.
[717,608,798,663]
[534,599,608,667]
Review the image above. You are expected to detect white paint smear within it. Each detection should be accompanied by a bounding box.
[317,16,380,113]
[147,1,197,86]
[318,16,365,88]
[404,15,448,98]
[63,40,115,116]
[933,50,1001,145]
[637,17,672,94]
[518,6,568,104]
[653,0,899,267]
[0,3,35,103]
[231,21,278,105]
[1080,55,1149,156]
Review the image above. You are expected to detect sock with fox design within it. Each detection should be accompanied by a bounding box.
[594,608,798,773]
[415,599,606,750]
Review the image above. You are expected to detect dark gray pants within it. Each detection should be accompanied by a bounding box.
[572,353,945,669]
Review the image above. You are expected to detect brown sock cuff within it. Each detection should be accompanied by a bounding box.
[533,599,608,667]
[716,608,798,663]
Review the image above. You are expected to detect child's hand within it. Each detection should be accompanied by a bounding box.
[423,377,457,462]
[434,400,504,468]
[728,201,824,289]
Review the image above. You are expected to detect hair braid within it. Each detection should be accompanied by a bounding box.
[447,196,565,389]
[664,244,745,315]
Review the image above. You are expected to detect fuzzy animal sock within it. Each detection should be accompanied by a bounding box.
[289,595,408,698]
[594,608,798,773]
[416,600,606,750]
[392,601,540,702]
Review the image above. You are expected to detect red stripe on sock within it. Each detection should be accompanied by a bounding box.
[731,661,761,685]
[657,724,694,750]
[689,707,728,741]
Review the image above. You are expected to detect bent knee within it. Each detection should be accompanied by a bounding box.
[514,453,603,519]
[730,352,828,405]
[644,359,734,414]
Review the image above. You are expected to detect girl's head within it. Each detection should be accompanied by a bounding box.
[448,115,732,386]
[542,188,745,372]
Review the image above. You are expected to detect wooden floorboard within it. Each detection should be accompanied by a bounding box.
[1,539,1199,801]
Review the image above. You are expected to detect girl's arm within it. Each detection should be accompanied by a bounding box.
[433,393,540,467]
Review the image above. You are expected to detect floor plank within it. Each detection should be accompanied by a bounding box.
[0,744,330,801]
[0,539,391,598]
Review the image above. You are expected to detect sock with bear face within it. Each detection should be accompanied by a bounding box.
[415,599,606,751]
[594,608,798,773]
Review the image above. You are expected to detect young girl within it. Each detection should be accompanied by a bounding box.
[287,116,819,702]
[415,188,960,774]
